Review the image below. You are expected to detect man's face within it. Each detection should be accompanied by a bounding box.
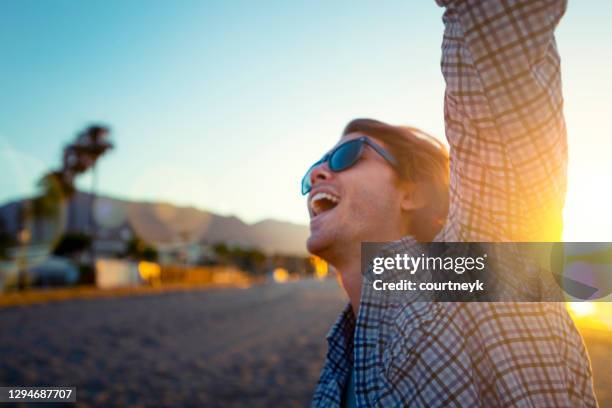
[306,132,407,263]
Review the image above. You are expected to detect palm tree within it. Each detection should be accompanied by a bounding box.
[16,125,114,291]
[63,125,114,268]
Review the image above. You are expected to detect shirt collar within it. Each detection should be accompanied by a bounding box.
[326,303,355,352]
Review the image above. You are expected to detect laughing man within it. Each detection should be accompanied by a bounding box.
[307,1,597,406]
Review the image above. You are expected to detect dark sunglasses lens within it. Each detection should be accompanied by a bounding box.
[301,159,322,195]
[301,170,312,195]
[329,139,362,171]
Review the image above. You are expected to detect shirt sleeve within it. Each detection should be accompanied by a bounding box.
[439,0,568,241]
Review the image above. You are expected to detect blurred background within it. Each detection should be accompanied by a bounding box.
[0,0,611,406]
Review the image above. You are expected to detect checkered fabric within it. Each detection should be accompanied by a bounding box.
[312,1,598,406]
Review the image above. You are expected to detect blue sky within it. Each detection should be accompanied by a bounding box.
[1,0,611,240]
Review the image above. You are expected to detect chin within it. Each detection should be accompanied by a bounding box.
[307,229,336,260]
[306,233,327,257]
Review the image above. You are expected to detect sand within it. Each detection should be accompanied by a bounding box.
[0,279,608,407]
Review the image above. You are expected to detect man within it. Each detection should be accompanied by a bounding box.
[304,121,450,313]
[308,0,598,406]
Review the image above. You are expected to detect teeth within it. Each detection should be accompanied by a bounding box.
[311,192,339,205]
[310,192,340,215]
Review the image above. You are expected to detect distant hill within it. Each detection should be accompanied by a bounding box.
[0,192,310,256]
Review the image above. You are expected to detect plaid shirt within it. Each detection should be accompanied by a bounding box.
[312,1,598,407]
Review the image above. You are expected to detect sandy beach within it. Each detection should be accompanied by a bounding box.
[0,279,608,407]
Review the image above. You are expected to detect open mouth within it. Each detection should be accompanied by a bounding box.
[310,192,340,217]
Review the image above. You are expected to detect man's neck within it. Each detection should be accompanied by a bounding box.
[333,256,363,316]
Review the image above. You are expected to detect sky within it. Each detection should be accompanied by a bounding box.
[1,0,611,241]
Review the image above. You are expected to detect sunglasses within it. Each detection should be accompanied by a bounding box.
[301,136,398,195]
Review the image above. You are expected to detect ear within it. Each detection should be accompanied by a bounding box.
[399,181,426,212]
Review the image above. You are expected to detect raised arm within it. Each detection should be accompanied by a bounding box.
[438,0,568,242]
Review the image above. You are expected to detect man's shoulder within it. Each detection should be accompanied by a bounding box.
[384,301,577,351]
[384,302,468,351]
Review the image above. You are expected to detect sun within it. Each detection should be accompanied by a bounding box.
[563,171,612,242]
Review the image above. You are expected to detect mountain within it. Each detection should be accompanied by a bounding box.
[0,192,310,256]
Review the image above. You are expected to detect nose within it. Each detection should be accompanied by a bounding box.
[309,161,332,188]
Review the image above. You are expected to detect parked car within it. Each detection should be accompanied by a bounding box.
[27,256,79,287]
